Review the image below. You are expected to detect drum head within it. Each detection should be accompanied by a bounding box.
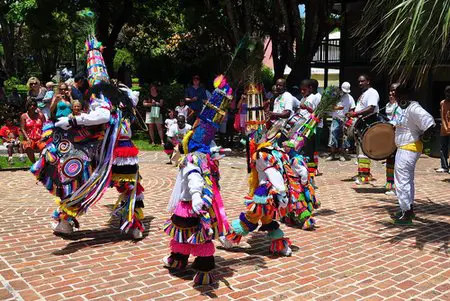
[267,120,283,140]
[361,123,396,160]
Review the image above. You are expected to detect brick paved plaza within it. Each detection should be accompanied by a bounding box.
[0,151,449,301]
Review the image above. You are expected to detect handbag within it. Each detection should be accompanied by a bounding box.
[150,106,160,118]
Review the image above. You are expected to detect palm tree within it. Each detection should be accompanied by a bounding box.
[354,0,450,84]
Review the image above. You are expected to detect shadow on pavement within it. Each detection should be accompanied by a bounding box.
[52,216,154,255]
[353,187,386,194]
[363,198,450,254]
[164,255,268,298]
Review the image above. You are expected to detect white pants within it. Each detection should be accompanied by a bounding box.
[394,149,421,211]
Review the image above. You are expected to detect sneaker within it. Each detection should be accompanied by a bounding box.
[162,255,172,268]
[52,219,74,234]
[393,210,414,225]
[279,246,292,256]
[436,168,449,173]
[354,178,369,185]
[218,236,233,249]
[385,190,396,196]
[339,156,346,162]
[132,228,143,239]
[19,155,26,162]
[354,160,358,165]
[325,155,335,161]
[8,156,13,165]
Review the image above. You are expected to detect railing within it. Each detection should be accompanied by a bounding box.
[312,38,340,64]
[312,38,373,65]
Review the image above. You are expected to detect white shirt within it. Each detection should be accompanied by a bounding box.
[395,101,435,147]
[175,105,190,118]
[273,91,294,118]
[167,123,192,140]
[355,87,379,113]
[255,150,286,194]
[314,92,323,127]
[298,94,319,119]
[332,93,356,119]
[165,118,177,134]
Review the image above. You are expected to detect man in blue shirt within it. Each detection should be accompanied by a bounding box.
[71,74,85,108]
[185,75,207,124]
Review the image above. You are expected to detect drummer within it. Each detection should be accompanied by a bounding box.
[268,78,295,128]
[345,74,380,185]
[326,82,355,162]
[299,79,321,187]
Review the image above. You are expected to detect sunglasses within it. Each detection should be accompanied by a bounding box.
[30,83,37,86]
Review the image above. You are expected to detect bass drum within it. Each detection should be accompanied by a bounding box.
[361,123,396,160]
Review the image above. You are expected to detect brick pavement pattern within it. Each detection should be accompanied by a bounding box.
[0,151,449,301]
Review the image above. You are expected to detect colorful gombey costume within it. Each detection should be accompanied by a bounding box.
[110,84,145,238]
[221,83,293,256]
[31,35,145,238]
[281,139,320,230]
[163,75,232,285]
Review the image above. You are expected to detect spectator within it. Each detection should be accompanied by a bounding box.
[175,99,190,118]
[71,74,85,104]
[164,115,192,165]
[164,109,177,136]
[61,63,73,81]
[6,88,23,110]
[185,75,207,124]
[437,85,450,173]
[118,62,132,88]
[20,98,45,163]
[51,83,73,119]
[27,77,47,112]
[41,82,55,120]
[143,83,164,145]
[0,118,26,164]
[71,100,83,116]
[326,82,355,162]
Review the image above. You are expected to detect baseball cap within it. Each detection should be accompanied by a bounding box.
[341,82,351,93]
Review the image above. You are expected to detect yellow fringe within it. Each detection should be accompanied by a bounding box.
[182,130,194,154]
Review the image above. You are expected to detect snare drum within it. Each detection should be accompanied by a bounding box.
[282,113,308,138]
[266,119,284,140]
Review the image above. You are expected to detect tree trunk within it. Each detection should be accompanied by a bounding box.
[96,0,133,77]
[287,0,331,87]
[287,58,311,87]
[0,18,17,77]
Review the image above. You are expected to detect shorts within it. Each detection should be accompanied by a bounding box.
[3,141,20,148]
[22,139,45,151]
[145,112,163,124]
[328,118,349,149]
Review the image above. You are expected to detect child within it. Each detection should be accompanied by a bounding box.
[164,109,177,136]
[164,115,192,164]
[41,82,55,120]
[175,99,190,118]
[71,100,83,116]
[0,119,26,164]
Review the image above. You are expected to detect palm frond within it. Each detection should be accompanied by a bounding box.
[354,0,450,85]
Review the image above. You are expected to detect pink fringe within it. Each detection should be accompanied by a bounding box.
[191,242,215,257]
[170,240,192,255]
[173,201,196,218]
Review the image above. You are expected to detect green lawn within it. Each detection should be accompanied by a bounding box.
[132,138,164,151]
[0,156,32,170]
